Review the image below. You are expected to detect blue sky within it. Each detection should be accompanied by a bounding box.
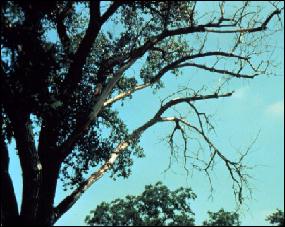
[6,2,284,226]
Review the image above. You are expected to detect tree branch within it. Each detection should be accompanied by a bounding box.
[177,63,259,78]
[154,92,234,118]
[59,59,137,161]
[103,6,281,73]
[53,141,129,223]
[150,52,251,81]
[104,83,150,107]
[101,1,123,23]
[54,91,233,221]
[9,114,42,223]
[161,117,248,203]
[0,68,42,223]
[52,5,280,219]
[204,9,282,33]
[60,4,280,101]
[61,1,101,97]
[56,2,73,56]
[104,51,246,107]
[58,5,280,164]
[61,1,124,98]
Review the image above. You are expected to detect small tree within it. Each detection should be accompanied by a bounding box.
[203,209,240,226]
[85,182,196,226]
[266,209,284,226]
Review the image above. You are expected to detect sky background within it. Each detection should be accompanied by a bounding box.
[6,2,284,226]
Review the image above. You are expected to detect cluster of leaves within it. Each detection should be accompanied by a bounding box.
[121,2,196,35]
[108,2,194,88]
[202,209,240,226]
[266,209,284,226]
[60,126,110,190]
[140,36,190,88]
[85,182,196,226]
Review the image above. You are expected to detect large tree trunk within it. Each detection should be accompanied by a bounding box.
[35,118,63,226]
[36,160,61,226]
[6,111,42,225]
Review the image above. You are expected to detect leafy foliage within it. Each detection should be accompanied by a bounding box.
[85,182,196,226]
[266,209,284,226]
[202,209,240,226]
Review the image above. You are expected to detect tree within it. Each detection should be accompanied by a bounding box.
[266,209,284,226]
[85,182,241,226]
[202,209,240,226]
[1,1,283,225]
[85,182,196,226]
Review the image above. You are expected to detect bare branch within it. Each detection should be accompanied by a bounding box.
[54,91,234,219]
[161,117,251,204]
[204,9,282,33]
[177,63,259,78]
[60,35,241,160]
[84,7,280,117]
[154,92,233,118]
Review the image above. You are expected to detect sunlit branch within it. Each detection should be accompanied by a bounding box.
[59,59,137,161]
[54,91,233,219]
[104,83,150,107]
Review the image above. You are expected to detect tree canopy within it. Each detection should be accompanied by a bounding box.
[1,1,283,225]
[85,182,242,226]
[266,209,284,226]
[202,209,240,226]
[85,182,196,226]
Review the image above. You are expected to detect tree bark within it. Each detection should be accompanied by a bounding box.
[35,117,62,225]
[36,160,61,226]
[8,113,42,225]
